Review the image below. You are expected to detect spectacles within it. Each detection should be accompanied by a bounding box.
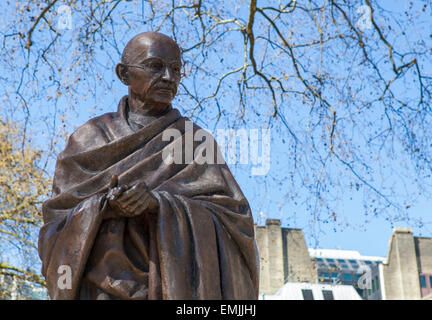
[125,58,183,78]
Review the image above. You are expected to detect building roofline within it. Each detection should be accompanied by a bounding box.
[308,248,385,261]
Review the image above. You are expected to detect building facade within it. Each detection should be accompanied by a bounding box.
[379,228,432,300]
[310,248,384,300]
[255,219,432,300]
[254,219,317,295]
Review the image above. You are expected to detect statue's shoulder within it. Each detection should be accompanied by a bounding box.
[62,111,119,156]
[70,111,118,140]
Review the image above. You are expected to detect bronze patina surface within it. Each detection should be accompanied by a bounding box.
[38,32,259,300]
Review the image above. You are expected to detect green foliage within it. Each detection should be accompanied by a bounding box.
[0,120,49,299]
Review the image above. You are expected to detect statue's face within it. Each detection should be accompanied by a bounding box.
[125,37,181,108]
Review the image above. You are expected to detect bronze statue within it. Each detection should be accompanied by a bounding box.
[38,32,259,299]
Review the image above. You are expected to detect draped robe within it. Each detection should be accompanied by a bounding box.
[38,96,259,300]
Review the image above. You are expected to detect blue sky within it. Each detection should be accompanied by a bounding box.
[2,0,432,265]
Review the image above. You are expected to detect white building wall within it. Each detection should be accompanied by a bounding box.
[260,282,362,300]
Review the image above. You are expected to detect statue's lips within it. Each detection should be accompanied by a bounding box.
[153,87,174,95]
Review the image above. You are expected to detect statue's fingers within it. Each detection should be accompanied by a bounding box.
[118,209,134,218]
[121,195,143,211]
[132,205,149,217]
[127,194,150,214]
[116,184,140,202]
[117,181,148,199]
[113,202,135,217]
[108,198,124,213]
[117,188,145,207]
[136,201,153,215]
[125,181,149,194]
[109,175,118,189]
[108,196,133,217]
[123,209,137,217]
[112,185,128,198]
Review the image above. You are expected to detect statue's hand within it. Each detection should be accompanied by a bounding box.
[106,175,131,218]
[107,178,158,217]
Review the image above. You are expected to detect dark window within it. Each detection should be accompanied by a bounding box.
[319,272,329,283]
[363,290,368,298]
[420,275,427,288]
[316,258,323,262]
[429,276,432,288]
[341,264,349,269]
[319,272,329,279]
[365,261,372,265]
[322,290,334,300]
[331,273,338,281]
[329,263,337,268]
[337,259,346,263]
[302,289,314,300]
[326,258,335,263]
[375,276,380,290]
[343,273,353,282]
[349,260,359,266]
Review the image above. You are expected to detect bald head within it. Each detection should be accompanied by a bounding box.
[121,32,181,65]
[116,32,182,115]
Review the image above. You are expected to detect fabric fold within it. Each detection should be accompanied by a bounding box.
[39,96,259,299]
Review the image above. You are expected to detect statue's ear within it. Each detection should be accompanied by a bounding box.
[116,63,129,85]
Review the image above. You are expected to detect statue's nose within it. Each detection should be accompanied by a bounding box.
[161,65,175,82]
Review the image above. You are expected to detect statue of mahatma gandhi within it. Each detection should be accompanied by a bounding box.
[38,32,259,300]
